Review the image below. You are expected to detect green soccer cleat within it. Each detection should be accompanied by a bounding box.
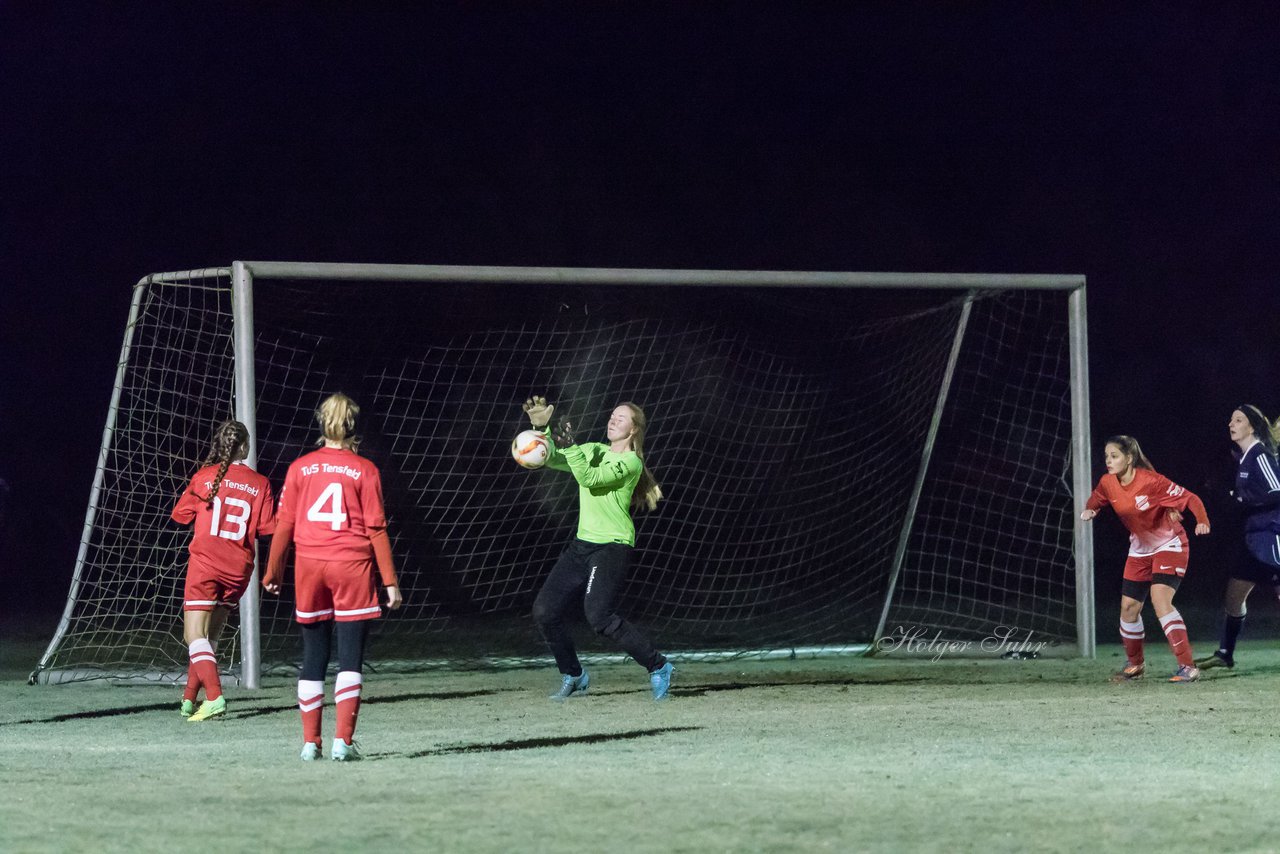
[331,738,362,762]
[300,742,321,762]
[187,696,227,722]
[179,699,195,718]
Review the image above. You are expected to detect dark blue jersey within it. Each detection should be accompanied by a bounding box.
[1235,441,1280,535]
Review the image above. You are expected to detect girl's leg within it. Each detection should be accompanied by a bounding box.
[581,545,665,673]
[299,621,333,749]
[182,609,220,703]
[333,620,370,746]
[1212,578,1255,664]
[532,544,590,676]
[1117,582,1148,674]
[1149,582,1193,669]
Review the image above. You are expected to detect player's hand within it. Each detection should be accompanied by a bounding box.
[1079,509,1097,521]
[553,419,576,448]
[385,585,403,611]
[1195,522,1210,536]
[262,570,281,594]
[523,396,554,428]
[1166,509,1183,525]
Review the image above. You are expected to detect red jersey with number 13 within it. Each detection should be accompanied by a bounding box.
[276,447,388,561]
[171,462,276,573]
[1085,468,1207,557]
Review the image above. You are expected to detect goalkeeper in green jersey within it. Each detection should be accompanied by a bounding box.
[521,396,674,701]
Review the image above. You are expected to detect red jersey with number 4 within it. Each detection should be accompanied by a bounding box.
[276,447,388,561]
[171,462,277,572]
[1085,468,1207,557]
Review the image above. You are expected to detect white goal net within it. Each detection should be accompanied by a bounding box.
[33,264,1092,684]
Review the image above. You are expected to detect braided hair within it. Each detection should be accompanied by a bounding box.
[196,420,250,507]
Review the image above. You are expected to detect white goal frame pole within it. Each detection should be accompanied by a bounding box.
[1068,287,1095,657]
[231,262,263,688]
[225,263,1093,682]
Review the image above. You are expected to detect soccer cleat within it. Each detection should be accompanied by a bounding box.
[549,670,590,701]
[1169,664,1201,683]
[300,742,321,762]
[1109,663,1145,683]
[331,738,362,762]
[1196,651,1234,670]
[187,696,227,721]
[179,699,195,718]
[649,661,674,701]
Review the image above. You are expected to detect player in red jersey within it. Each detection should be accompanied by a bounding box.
[171,420,276,722]
[1081,435,1210,683]
[263,393,402,762]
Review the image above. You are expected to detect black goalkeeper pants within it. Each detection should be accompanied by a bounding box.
[532,539,665,675]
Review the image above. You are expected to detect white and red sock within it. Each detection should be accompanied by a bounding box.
[1159,609,1193,667]
[1120,618,1145,667]
[188,639,221,701]
[334,671,363,745]
[298,680,325,746]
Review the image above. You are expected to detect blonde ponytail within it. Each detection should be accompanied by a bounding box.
[316,393,361,450]
[621,402,663,513]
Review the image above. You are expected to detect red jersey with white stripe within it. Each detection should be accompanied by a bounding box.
[1085,468,1207,556]
[171,462,276,573]
[276,447,387,561]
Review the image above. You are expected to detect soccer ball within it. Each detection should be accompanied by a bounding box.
[511,429,550,469]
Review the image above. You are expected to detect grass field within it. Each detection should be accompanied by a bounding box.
[4,620,1280,854]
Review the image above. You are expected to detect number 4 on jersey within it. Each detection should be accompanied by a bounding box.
[306,482,348,530]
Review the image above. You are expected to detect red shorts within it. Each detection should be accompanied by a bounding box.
[183,557,252,611]
[1123,549,1190,583]
[294,555,381,624]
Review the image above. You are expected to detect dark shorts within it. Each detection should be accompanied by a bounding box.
[1233,532,1280,585]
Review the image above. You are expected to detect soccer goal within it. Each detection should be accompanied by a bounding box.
[32,263,1093,685]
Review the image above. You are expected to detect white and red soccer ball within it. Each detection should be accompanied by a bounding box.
[511,430,550,469]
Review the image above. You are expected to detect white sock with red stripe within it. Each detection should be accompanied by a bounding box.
[298,680,325,746]
[188,639,221,701]
[334,671,363,745]
[1119,618,1145,667]
[1159,609,1194,667]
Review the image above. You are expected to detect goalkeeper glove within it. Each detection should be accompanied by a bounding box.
[522,395,554,429]
[553,419,577,448]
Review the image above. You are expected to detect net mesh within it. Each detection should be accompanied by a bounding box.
[34,272,1077,681]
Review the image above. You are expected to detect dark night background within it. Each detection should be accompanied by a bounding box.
[2,3,1278,644]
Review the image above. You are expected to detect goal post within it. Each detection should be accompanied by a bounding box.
[32,263,1092,685]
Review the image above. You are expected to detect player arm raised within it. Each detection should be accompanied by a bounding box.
[523,395,570,470]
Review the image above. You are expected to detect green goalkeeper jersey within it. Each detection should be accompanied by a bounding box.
[544,433,642,546]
